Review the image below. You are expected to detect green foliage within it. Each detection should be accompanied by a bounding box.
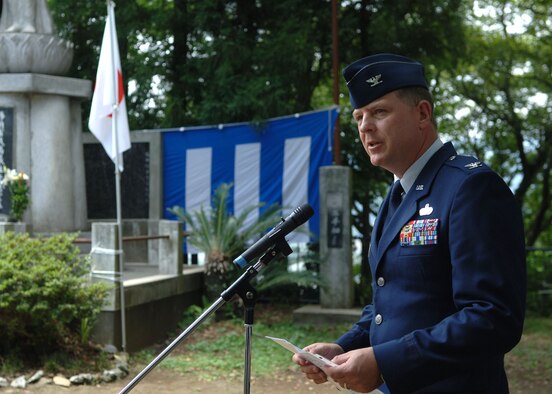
[180,0,333,124]
[255,260,321,293]
[45,0,552,273]
[40,349,111,375]
[179,302,211,330]
[522,317,552,334]
[169,183,281,263]
[439,0,552,246]
[1,166,30,222]
[254,247,324,304]
[7,181,29,222]
[168,183,282,304]
[169,183,324,308]
[525,249,552,316]
[0,355,24,377]
[48,0,334,128]
[0,232,109,362]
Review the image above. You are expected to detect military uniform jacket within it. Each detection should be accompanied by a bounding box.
[335,142,526,393]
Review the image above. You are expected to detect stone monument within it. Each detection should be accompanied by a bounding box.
[292,165,360,326]
[0,0,73,74]
[319,165,354,308]
[0,0,91,232]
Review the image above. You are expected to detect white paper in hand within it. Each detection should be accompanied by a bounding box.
[265,336,384,394]
[265,336,337,368]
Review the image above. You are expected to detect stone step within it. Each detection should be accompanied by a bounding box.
[292,304,361,326]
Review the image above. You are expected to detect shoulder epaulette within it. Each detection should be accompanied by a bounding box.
[445,154,490,173]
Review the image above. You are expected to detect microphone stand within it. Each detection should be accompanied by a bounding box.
[119,240,293,394]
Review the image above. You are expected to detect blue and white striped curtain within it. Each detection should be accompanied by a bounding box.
[163,107,338,243]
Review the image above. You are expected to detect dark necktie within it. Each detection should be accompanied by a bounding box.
[384,180,404,228]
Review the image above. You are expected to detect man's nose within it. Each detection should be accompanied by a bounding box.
[358,116,374,134]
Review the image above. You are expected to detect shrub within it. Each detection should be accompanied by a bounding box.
[0,232,108,362]
[254,245,324,304]
[168,183,281,305]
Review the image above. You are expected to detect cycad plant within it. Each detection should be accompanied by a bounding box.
[168,183,281,304]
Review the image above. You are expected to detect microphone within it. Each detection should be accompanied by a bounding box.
[233,203,314,268]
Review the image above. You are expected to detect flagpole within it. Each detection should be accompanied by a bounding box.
[107,0,127,352]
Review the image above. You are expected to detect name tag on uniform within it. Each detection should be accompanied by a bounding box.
[400,219,439,246]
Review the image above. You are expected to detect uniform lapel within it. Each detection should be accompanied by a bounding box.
[371,143,457,269]
[372,185,392,245]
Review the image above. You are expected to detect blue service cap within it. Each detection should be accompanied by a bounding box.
[343,53,428,109]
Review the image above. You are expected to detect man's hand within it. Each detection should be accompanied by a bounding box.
[292,342,344,384]
[323,347,384,393]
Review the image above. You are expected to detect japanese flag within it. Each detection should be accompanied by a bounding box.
[88,3,130,171]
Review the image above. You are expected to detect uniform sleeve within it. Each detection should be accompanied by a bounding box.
[372,171,526,393]
[335,303,374,351]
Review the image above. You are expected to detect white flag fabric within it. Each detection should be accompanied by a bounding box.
[88,3,130,171]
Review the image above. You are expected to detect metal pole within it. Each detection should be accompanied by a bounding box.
[106,0,126,351]
[331,0,342,165]
[243,323,253,394]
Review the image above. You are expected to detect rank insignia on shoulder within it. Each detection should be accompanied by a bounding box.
[465,161,482,170]
[449,155,457,161]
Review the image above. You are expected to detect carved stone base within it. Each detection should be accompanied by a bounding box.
[0,32,73,75]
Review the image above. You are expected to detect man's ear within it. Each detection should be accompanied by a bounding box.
[417,100,433,126]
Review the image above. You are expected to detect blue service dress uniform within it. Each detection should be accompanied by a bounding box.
[335,142,526,393]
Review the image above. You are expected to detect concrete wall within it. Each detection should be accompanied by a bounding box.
[92,269,204,352]
[89,220,202,352]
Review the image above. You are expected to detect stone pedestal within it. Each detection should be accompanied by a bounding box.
[319,166,353,308]
[0,221,31,235]
[91,222,121,311]
[0,32,73,74]
[158,220,184,275]
[0,73,91,232]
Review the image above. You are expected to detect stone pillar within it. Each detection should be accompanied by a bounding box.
[0,74,91,231]
[90,222,123,348]
[158,220,183,275]
[0,0,89,232]
[90,222,121,311]
[319,166,353,308]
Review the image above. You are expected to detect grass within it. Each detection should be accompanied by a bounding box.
[136,304,350,381]
[135,305,552,389]
[165,321,350,380]
[505,316,552,386]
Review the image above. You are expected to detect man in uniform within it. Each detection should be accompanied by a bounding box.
[293,53,526,393]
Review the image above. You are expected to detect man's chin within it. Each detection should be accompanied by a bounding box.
[369,156,383,168]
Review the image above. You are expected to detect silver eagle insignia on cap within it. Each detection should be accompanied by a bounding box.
[366,74,383,87]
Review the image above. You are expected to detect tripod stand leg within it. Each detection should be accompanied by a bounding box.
[240,284,257,394]
[244,323,253,394]
[119,297,226,393]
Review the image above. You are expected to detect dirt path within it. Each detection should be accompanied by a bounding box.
[3,304,549,393]
[4,367,551,394]
[3,368,340,394]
